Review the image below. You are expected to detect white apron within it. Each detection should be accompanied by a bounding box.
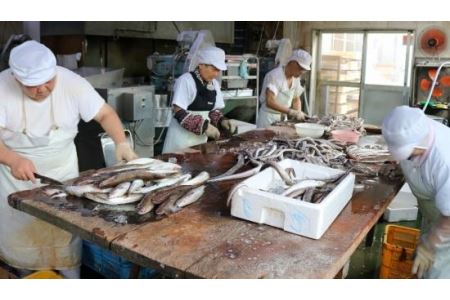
[0,94,81,270]
[162,111,210,153]
[401,159,450,278]
[257,86,303,128]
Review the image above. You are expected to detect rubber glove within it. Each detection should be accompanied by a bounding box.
[287,108,306,121]
[205,124,220,140]
[412,243,435,278]
[221,119,237,135]
[115,142,139,163]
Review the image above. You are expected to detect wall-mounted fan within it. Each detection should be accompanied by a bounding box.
[418,27,448,56]
[419,68,450,98]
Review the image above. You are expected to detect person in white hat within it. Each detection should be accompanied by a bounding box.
[383,105,450,278]
[163,46,236,153]
[256,49,311,128]
[0,40,138,278]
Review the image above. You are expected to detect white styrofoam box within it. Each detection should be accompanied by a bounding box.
[222,88,253,99]
[383,183,418,222]
[230,159,355,239]
[231,119,257,134]
[222,90,237,98]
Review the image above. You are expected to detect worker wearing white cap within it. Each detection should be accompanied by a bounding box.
[383,105,450,278]
[0,40,138,278]
[163,46,236,153]
[256,49,311,128]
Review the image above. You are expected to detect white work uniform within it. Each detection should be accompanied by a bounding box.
[256,66,304,128]
[399,120,450,278]
[0,66,104,271]
[162,72,224,153]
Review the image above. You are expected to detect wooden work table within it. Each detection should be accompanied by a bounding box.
[8,129,403,278]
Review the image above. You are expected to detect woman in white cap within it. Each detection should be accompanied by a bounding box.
[383,105,450,278]
[162,46,236,153]
[0,40,137,278]
[256,49,311,128]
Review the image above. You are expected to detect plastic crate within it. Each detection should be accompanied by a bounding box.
[379,225,420,279]
[82,240,158,279]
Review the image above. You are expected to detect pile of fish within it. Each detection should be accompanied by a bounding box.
[42,158,209,218]
[311,114,366,135]
[346,144,392,163]
[278,171,348,204]
[272,114,366,135]
[209,137,348,183]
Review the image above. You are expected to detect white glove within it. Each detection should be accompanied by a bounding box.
[221,119,237,135]
[205,124,220,140]
[287,109,306,121]
[115,142,139,163]
[412,243,435,278]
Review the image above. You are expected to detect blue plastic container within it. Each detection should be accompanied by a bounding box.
[82,240,158,279]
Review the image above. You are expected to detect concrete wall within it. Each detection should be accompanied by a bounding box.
[296,21,450,58]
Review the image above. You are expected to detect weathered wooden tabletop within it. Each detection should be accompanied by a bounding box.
[8,129,403,278]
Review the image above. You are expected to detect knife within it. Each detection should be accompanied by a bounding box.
[34,173,64,186]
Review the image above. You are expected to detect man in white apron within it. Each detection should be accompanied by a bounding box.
[383,106,450,278]
[163,46,236,153]
[0,41,137,278]
[256,49,311,128]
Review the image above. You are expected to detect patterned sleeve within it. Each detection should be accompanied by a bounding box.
[174,108,209,135]
[208,110,224,127]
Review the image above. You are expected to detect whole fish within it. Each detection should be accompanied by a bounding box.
[226,183,249,207]
[135,194,155,215]
[181,171,210,186]
[65,184,112,198]
[132,174,191,194]
[109,182,131,198]
[155,190,188,216]
[84,193,144,205]
[208,162,262,183]
[128,179,145,194]
[99,169,179,188]
[136,184,198,215]
[175,185,205,208]
[281,180,325,197]
[208,154,245,182]
[265,160,295,186]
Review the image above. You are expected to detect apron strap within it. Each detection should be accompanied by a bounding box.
[21,91,59,135]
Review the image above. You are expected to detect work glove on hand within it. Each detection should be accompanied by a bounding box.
[220,119,237,135]
[287,108,306,121]
[205,123,220,140]
[412,243,435,278]
[10,155,37,183]
[115,142,139,163]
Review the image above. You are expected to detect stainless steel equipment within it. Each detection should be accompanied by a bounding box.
[96,85,156,158]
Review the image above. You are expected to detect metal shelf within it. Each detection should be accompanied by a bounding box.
[221,75,258,80]
[221,54,260,123]
[223,96,258,100]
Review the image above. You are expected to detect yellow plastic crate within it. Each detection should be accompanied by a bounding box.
[379,225,420,279]
[24,270,63,279]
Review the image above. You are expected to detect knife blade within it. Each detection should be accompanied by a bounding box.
[34,173,64,186]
